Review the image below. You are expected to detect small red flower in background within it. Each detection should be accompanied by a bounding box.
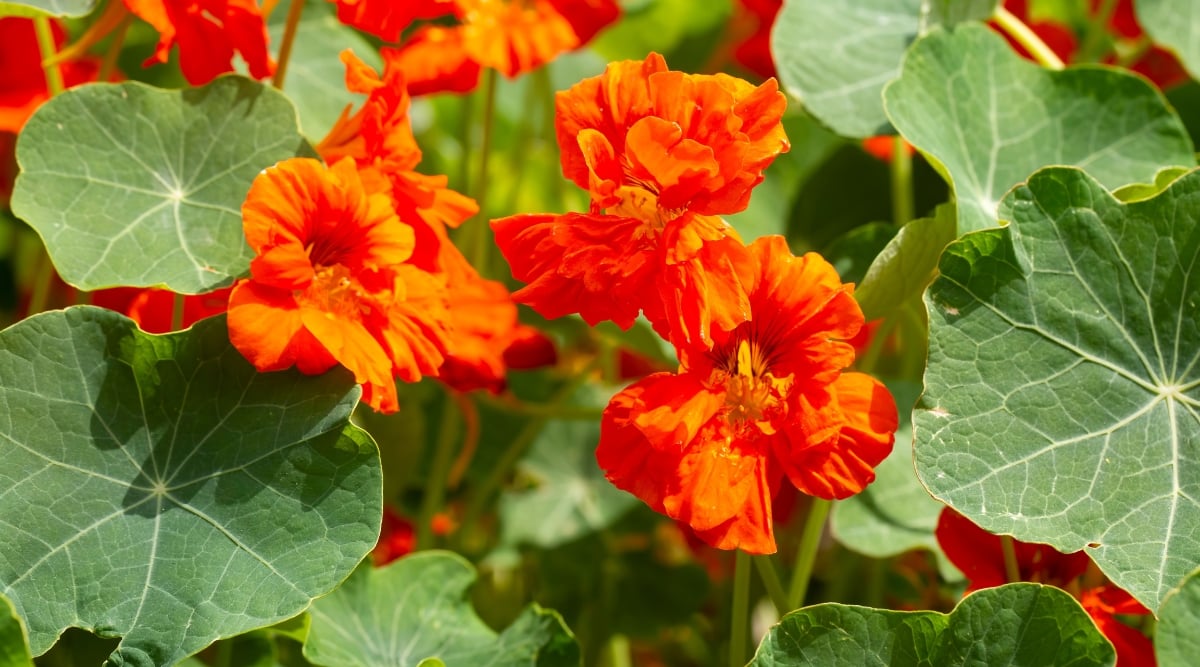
[596,236,897,554]
[861,136,915,163]
[372,505,415,565]
[729,0,781,79]
[936,507,1153,665]
[387,0,620,95]
[326,0,455,42]
[493,53,789,349]
[122,0,274,85]
[92,287,231,333]
[226,157,450,413]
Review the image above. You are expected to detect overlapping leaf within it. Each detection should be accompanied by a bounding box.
[0,308,381,665]
[854,204,957,321]
[1136,0,1200,81]
[0,594,31,667]
[1157,568,1200,665]
[914,166,1200,610]
[750,583,1114,666]
[0,0,93,17]
[10,76,312,293]
[304,552,579,667]
[884,24,1195,233]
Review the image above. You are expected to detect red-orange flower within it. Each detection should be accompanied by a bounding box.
[729,0,780,79]
[227,157,449,413]
[1080,586,1155,667]
[123,0,274,85]
[596,236,898,554]
[388,0,620,94]
[92,286,231,333]
[493,53,789,348]
[326,0,454,42]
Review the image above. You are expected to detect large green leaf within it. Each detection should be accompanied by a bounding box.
[772,0,922,138]
[499,419,638,549]
[919,0,997,28]
[0,594,31,667]
[10,76,312,293]
[0,0,94,17]
[914,166,1200,611]
[304,552,579,667]
[0,307,380,665]
[749,583,1115,666]
[1157,568,1200,665]
[883,24,1196,234]
[1136,0,1200,81]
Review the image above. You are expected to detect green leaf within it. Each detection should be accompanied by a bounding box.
[884,24,1196,234]
[1112,166,1192,202]
[1135,0,1200,81]
[0,593,32,667]
[914,166,1200,611]
[304,552,580,667]
[10,76,313,293]
[0,307,381,665]
[772,0,922,138]
[854,204,957,321]
[499,419,638,549]
[0,0,94,18]
[1157,568,1200,665]
[919,0,997,28]
[749,583,1115,666]
[265,0,381,139]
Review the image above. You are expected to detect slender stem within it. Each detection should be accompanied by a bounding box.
[445,391,480,490]
[1000,535,1022,583]
[458,92,475,193]
[271,0,305,89]
[33,17,65,97]
[170,292,185,331]
[1078,0,1119,64]
[417,392,462,549]
[26,251,55,317]
[601,634,632,667]
[97,15,133,83]
[753,555,790,616]
[470,68,499,276]
[729,550,752,667]
[787,498,832,609]
[890,137,913,226]
[993,7,1065,70]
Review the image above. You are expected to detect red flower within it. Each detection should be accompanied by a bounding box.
[861,136,915,163]
[326,0,455,42]
[493,53,789,348]
[1080,586,1155,667]
[226,157,450,413]
[123,0,274,85]
[92,287,231,333]
[729,0,781,79]
[596,236,897,554]
[372,505,415,566]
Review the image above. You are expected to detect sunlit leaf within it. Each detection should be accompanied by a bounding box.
[915,166,1200,610]
[1135,0,1200,81]
[772,0,922,138]
[0,0,93,17]
[0,307,380,665]
[304,552,579,667]
[10,76,313,293]
[0,593,31,667]
[1112,166,1192,203]
[1157,568,1200,665]
[750,583,1115,666]
[854,204,957,321]
[884,24,1195,233]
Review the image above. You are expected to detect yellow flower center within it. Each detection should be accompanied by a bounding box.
[719,339,792,434]
[609,184,686,238]
[300,264,375,319]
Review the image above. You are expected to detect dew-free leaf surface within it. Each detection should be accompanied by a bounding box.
[0,308,380,666]
[1157,568,1200,665]
[884,24,1195,234]
[749,583,1115,666]
[304,552,579,667]
[915,166,1200,611]
[854,204,957,321]
[10,77,312,293]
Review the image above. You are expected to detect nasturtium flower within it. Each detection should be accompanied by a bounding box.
[596,236,898,554]
[92,287,231,333]
[389,0,620,94]
[227,157,449,413]
[728,0,781,79]
[122,0,274,85]
[493,53,789,348]
[326,0,454,42]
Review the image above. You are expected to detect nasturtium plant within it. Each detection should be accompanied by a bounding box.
[0,594,32,667]
[10,76,312,293]
[1157,568,1200,666]
[916,166,1200,611]
[884,23,1196,233]
[750,583,1116,666]
[1135,0,1200,80]
[304,552,579,667]
[0,0,94,18]
[0,308,380,665]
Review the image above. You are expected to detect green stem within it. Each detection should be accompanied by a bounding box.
[787,498,832,609]
[33,17,65,97]
[601,634,632,667]
[890,136,913,226]
[26,250,55,317]
[170,292,185,331]
[753,555,790,616]
[729,551,752,667]
[417,393,462,549]
[97,15,133,83]
[214,638,233,667]
[1000,535,1022,583]
[271,0,305,90]
[470,68,499,276]
[993,7,1065,70]
[1078,0,1119,64]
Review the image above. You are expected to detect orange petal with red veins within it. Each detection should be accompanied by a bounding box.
[228,280,335,374]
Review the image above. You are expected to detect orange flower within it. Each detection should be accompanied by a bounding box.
[1080,586,1155,667]
[595,236,898,554]
[493,53,788,348]
[388,0,620,94]
[326,0,455,42]
[92,287,231,333]
[123,0,274,85]
[227,157,449,413]
[729,0,780,79]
